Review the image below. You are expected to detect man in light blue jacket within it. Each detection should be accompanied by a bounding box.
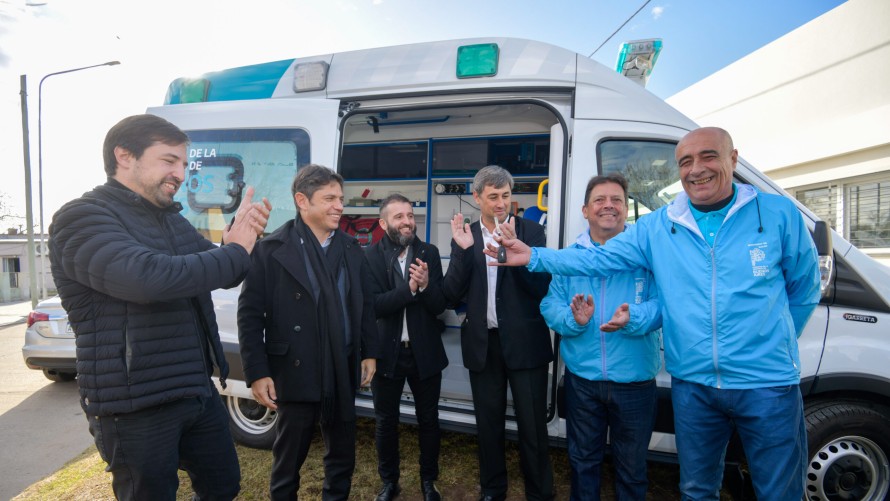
[488,127,821,501]
[541,173,662,500]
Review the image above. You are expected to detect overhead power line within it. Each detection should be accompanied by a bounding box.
[589,0,652,58]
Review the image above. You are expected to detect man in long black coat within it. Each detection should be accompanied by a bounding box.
[237,164,380,501]
[443,165,554,501]
[365,194,448,501]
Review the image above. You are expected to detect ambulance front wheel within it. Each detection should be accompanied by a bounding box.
[804,400,890,501]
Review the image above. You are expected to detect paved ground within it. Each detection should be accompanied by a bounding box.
[0,300,32,328]
[0,321,93,500]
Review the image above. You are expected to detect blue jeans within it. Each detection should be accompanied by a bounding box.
[565,370,657,501]
[671,377,807,501]
[88,386,240,501]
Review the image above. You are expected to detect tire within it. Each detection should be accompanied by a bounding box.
[42,369,76,382]
[805,400,890,501]
[223,394,277,450]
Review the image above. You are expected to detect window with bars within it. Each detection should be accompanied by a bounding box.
[848,180,890,248]
[796,186,838,231]
[794,176,890,249]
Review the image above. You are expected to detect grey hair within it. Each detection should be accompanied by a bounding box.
[472,165,513,195]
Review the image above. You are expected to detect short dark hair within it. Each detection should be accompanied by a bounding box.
[291,164,344,203]
[379,194,412,217]
[102,114,189,176]
[584,173,629,205]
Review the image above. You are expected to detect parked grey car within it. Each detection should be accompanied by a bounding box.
[20,291,279,448]
[22,295,76,382]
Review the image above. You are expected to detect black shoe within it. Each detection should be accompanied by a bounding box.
[421,480,441,501]
[376,482,401,501]
[478,495,505,501]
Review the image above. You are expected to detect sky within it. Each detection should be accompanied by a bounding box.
[0,0,846,231]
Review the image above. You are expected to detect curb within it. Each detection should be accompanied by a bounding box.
[0,318,27,329]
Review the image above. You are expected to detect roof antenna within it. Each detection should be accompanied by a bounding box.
[589,0,652,58]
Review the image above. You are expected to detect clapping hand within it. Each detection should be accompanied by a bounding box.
[600,303,630,332]
[570,294,594,326]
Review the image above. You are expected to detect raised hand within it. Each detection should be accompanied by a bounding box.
[570,293,595,326]
[600,303,630,332]
[495,214,516,240]
[223,186,272,253]
[450,213,474,249]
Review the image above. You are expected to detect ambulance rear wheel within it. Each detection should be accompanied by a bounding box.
[224,395,277,450]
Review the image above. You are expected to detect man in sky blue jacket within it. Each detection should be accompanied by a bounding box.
[488,127,821,500]
[541,173,662,500]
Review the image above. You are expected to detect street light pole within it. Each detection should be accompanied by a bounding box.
[37,60,120,300]
[19,75,39,309]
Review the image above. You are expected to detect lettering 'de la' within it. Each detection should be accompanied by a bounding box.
[188,148,217,171]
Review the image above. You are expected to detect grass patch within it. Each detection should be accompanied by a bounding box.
[13,447,111,501]
[15,418,697,500]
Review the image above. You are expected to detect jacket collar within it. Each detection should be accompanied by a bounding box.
[573,225,630,249]
[667,183,757,232]
[98,179,183,213]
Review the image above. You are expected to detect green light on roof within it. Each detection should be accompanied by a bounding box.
[180,79,209,103]
[456,43,499,79]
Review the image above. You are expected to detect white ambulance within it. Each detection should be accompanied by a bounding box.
[150,38,890,500]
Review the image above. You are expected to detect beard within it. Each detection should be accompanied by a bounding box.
[134,162,180,208]
[386,225,415,247]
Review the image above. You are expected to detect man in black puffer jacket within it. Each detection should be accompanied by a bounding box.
[49,114,271,501]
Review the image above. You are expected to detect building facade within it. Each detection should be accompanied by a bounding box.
[0,230,52,302]
[667,0,890,265]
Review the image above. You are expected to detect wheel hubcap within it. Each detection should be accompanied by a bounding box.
[806,436,890,501]
[226,396,276,434]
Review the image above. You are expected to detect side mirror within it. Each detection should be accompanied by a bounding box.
[812,220,833,297]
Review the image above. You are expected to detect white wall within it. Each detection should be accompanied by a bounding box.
[0,236,54,302]
[667,0,890,264]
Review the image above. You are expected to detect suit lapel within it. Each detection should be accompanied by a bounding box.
[271,228,313,298]
[498,217,521,285]
[470,222,494,296]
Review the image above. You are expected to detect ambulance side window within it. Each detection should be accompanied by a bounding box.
[175,128,310,243]
[598,139,679,223]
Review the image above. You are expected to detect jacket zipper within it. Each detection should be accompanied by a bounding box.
[191,308,214,391]
[123,317,131,384]
[710,246,721,388]
[599,277,608,380]
[157,210,215,391]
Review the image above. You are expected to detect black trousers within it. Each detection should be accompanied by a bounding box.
[270,401,356,501]
[470,329,554,501]
[88,386,240,501]
[372,343,443,483]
